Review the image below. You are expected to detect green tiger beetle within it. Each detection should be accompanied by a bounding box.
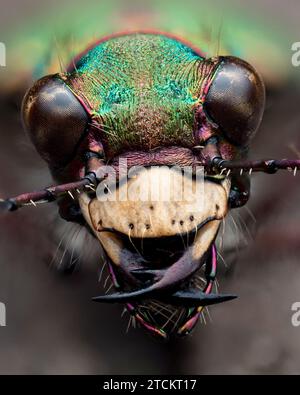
[0,1,299,339]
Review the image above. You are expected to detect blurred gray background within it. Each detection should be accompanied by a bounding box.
[0,0,300,374]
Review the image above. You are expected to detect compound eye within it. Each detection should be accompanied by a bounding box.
[22,75,89,167]
[204,56,265,146]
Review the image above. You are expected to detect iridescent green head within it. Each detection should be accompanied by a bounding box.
[65,33,212,157]
[23,33,264,167]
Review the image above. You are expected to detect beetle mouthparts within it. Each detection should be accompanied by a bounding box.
[92,288,237,307]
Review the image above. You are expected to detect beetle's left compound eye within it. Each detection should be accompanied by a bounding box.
[22,74,89,167]
[204,56,265,146]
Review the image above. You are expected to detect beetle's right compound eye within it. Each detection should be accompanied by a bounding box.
[204,57,265,146]
[22,74,89,167]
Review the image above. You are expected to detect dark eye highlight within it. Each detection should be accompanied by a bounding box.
[204,56,265,146]
[22,75,89,167]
